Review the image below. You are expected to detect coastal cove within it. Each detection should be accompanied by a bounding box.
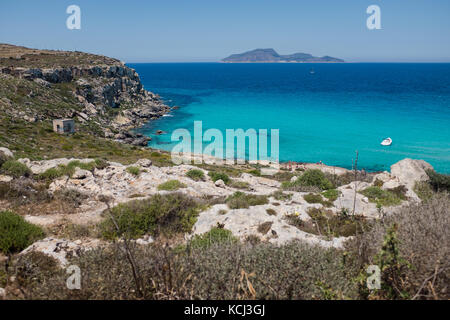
[132,63,450,173]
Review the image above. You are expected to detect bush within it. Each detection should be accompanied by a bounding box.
[189,227,238,249]
[100,193,201,239]
[303,193,324,204]
[296,169,334,190]
[225,191,269,209]
[37,159,108,180]
[346,193,450,300]
[413,181,434,202]
[0,211,45,254]
[0,179,51,207]
[285,208,368,238]
[1,160,31,178]
[266,208,277,216]
[126,166,141,176]
[322,189,339,201]
[8,240,359,300]
[426,169,450,192]
[186,169,205,181]
[0,152,11,167]
[360,186,403,207]
[157,179,187,191]
[229,180,250,190]
[208,171,230,184]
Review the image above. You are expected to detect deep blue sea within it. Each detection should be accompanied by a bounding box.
[128,63,450,173]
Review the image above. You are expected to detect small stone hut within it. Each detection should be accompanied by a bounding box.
[53,119,75,134]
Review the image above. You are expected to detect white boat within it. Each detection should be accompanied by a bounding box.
[381,137,392,146]
[310,68,315,74]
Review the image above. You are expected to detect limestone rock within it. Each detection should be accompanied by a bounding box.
[135,159,152,168]
[72,168,92,179]
[0,175,13,183]
[0,147,13,158]
[20,238,95,266]
[215,179,226,188]
[390,159,433,188]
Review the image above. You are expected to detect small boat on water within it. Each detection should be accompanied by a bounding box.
[310,68,315,74]
[381,137,392,146]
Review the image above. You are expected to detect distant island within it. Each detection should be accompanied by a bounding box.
[222,48,344,63]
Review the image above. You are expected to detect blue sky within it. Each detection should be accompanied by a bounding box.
[1,0,449,62]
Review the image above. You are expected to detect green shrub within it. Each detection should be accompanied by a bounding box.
[426,169,450,192]
[303,193,324,204]
[285,207,368,238]
[296,169,334,190]
[189,227,238,249]
[208,171,230,184]
[0,211,45,254]
[126,166,141,176]
[322,189,339,201]
[157,179,187,191]
[360,186,403,207]
[100,193,200,239]
[37,167,64,180]
[186,169,205,181]
[225,191,269,209]
[38,160,109,180]
[0,152,11,167]
[229,180,250,190]
[413,181,434,202]
[1,160,31,178]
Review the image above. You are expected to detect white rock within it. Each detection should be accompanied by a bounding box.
[373,171,391,184]
[0,287,5,299]
[72,168,92,179]
[0,175,13,183]
[215,179,226,188]
[20,238,83,266]
[135,158,152,168]
[0,147,13,158]
[390,159,433,188]
[290,176,298,183]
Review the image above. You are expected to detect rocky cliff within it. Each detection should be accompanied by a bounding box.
[0,44,170,146]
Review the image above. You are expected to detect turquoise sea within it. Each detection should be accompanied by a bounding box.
[129,63,450,173]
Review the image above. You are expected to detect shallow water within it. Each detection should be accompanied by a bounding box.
[129,63,450,173]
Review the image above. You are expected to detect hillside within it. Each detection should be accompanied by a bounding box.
[222,48,344,63]
[0,44,171,161]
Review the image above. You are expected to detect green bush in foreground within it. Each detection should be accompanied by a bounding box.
[157,179,187,191]
[0,210,45,254]
[1,160,31,178]
[208,171,230,184]
[189,227,238,249]
[100,193,201,239]
[225,191,269,209]
[186,169,205,181]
